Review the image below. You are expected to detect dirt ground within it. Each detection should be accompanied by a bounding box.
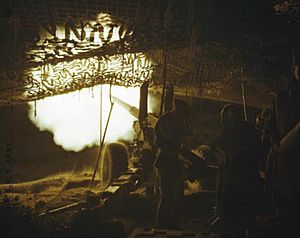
[1,99,266,237]
[0,171,106,212]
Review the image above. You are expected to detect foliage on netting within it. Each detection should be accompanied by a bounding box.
[273,0,300,20]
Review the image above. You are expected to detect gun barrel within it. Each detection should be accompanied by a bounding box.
[111,95,158,127]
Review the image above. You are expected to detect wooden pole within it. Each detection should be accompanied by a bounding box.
[90,101,114,187]
[159,52,167,116]
[240,67,248,121]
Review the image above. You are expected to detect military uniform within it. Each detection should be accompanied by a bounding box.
[216,121,264,219]
[154,111,187,229]
[268,81,300,226]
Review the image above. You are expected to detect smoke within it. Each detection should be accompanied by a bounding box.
[28,85,152,152]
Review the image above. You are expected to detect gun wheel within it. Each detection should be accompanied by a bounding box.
[100,143,128,188]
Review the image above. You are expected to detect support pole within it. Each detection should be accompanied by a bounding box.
[241,83,248,121]
[159,52,167,116]
[240,67,248,121]
[100,85,103,144]
[90,100,114,187]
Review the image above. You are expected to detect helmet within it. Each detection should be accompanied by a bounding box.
[220,104,241,125]
[174,99,189,119]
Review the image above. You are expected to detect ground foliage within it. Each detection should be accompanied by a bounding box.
[0,196,69,238]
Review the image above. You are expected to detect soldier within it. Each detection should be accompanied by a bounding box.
[267,49,300,229]
[154,99,190,229]
[212,104,264,237]
[255,108,273,177]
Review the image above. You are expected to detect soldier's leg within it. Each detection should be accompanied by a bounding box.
[169,176,184,228]
[155,169,174,228]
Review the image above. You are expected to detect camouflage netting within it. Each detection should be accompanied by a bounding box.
[0,0,191,105]
[0,0,291,107]
[151,44,285,108]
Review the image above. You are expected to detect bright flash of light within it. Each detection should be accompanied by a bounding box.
[110,26,120,42]
[28,85,154,152]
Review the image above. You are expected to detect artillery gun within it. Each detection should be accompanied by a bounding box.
[40,83,210,217]
[111,83,210,189]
